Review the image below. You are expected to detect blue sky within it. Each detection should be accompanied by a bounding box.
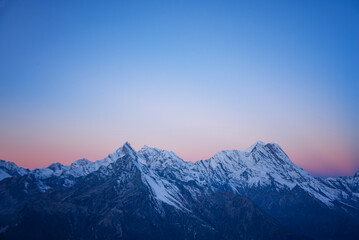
[0,0,358,176]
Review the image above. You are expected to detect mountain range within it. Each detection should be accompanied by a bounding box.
[0,141,358,239]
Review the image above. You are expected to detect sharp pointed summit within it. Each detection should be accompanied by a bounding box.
[244,140,266,153]
[1,141,359,240]
[107,142,137,161]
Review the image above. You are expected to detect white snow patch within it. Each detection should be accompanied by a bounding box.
[0,170,11,181]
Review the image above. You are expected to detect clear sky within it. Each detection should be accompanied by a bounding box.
[0,0,358,176]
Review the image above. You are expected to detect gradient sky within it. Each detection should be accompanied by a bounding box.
[0,0,358,176]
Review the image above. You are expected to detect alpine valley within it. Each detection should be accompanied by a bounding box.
[0,141,358,240]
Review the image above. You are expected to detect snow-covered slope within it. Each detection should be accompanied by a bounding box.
[0,160,29,181]
[193,141,346,206]
[325,171,359,202]
[26,142,136,187]
[1,141,358,210]
[32,142,134,180]
[138,141,358,208]
[2,141,358,240]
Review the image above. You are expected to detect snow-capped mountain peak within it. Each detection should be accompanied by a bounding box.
[244,140,266,152]
[1,141,358,211]
[108,142,136,160]
[138,145,185,168]
[0,159,29,180]
[1,141,359,240]
[48,162,64,170]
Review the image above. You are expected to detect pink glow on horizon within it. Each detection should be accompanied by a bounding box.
[0,138,357,177]
[0,0,358,179]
